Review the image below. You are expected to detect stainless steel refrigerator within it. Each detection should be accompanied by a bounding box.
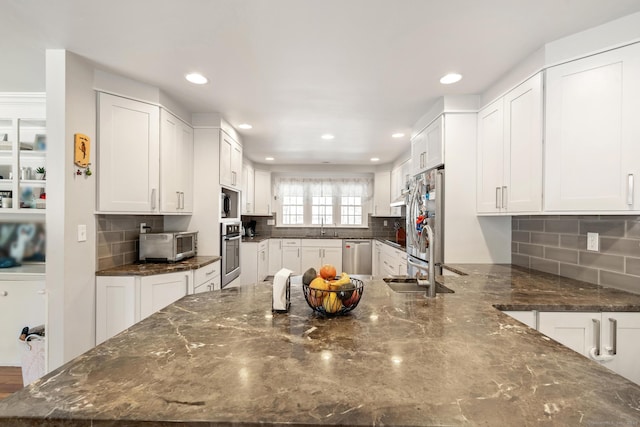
[406,167,444,277]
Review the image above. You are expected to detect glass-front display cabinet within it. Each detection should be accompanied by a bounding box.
[0,94,46,214]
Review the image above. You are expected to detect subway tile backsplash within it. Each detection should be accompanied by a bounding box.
[96,215,164,271]
[512,215,640,294]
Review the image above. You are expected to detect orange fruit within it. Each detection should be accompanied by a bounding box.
[319,264,337,280]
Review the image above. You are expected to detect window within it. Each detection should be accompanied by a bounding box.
[281,183,304,225]
[275,176,372,227]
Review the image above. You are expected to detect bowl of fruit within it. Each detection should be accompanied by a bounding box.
[301,264,364,316]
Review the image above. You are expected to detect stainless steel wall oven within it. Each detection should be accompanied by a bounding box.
[221,221,241,287]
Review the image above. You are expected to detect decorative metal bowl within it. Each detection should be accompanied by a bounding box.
[302,277,364,316]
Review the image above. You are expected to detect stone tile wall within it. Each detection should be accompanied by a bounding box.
[512,215,640,294]
[96,215,164,271]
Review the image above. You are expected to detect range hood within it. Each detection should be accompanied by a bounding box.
[389,189,408,207]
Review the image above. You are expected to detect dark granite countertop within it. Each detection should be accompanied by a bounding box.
[95,256,221,276]
[2,264,640,426]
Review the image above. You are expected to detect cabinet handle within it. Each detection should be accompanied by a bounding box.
[627,174,634,206]
[502,186,507,210]
[297,248,300,257]
[205,269,215,276]
[151,188,157,210]
[232,171,236,186]
[180,192,185,209]
[186,274,190,294]
[609,318,617,355]
[176,191,181,209]
[495,187,501,209]
[592,318,601,356]
[37,290,46,295]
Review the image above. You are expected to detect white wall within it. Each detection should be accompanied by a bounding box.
[46,50,97,370]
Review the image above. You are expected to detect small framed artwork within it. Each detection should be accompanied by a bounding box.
[74,134,90,168]
[34,134,46,151]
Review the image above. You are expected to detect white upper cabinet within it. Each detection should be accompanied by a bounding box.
[220,130,242,190]
[545,43,640,212]
[241,162,254,214]
[254,169,272,215]
[411,116,443,176]
[476,99,504,213]
[477,73,543,214]
[98,93,160,213]
[160,109,193,214]
[372,170,391,216]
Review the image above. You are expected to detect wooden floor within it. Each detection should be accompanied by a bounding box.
[0,367,23,400]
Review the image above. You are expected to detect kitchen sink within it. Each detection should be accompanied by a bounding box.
[383,277,454,294]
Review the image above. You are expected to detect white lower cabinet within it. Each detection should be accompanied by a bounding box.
[535,311,640,385]
[281,239,302,275]
[241,240,269,285]
[379,243,406,277]
[193,261,221,293]
[0,281,46,366]
[268,239,283,274]
[300,239,342,273]
[97,267,222,344]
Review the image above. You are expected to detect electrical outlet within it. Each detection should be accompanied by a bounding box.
[140,223,147,234]
[384,220,388,226]
[267,219,275,226]
[587,232,599,252]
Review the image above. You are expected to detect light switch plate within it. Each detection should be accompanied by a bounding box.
[77,224,87,242]
[267,219,275,226]
[587,232,599,252]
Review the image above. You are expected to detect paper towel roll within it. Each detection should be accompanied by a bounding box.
[273,268,292,312]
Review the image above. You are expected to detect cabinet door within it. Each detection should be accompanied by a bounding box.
[545,43,640,211]
[282,246,301,275]
[538,312,599,357]
[140,272,188,320]
[96,277,137,345]
[220,131,233,188]
[601,312,640,385]
[257,243,269,281]
[231,141,243,189]
[0,281,46,365]
[373,171,391,216]
[411,128,427,176]
[240,242,258,286]
[241,163,254,214]
[503,73,542,213]
[300,247,320,272]
[268,239,283,275]
[322,247,342,274]
[254,170,272,215]
[424,116,444,171]
[476,98,504,213]
[160,109,193,213]
[98,93,160,213]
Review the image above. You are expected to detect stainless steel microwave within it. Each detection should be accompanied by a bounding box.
[139,231,198,262]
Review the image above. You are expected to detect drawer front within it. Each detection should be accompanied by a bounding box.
[194,276,221,294]
[282,239,301,247]
[301,239,342,248]
[258,240,269,251]
[194,261,220,286]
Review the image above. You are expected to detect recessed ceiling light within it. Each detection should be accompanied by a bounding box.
[238,123,252,130]
[440,73,462,85]
[370,157,380,162]
[265,157,274,161]
[185,73,208,85]
[321,134,335,140]
[392,133,405,138]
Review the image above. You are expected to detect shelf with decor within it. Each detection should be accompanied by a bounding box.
[0,95,47,214]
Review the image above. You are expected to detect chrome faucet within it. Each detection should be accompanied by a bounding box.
[320,218,326,236]
[407,225,436,298]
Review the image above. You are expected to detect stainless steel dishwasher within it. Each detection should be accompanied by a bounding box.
[342,240,372,274]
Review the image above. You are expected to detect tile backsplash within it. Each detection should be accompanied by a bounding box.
[512,215,640,294]
[96,215,163,270]
[241,214,404,241]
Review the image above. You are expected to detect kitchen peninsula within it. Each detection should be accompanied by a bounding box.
[2,265,640,426]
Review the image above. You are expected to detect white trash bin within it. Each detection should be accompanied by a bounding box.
[19,336,45,386]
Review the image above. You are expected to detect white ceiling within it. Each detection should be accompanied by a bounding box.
[4,1,640,166]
